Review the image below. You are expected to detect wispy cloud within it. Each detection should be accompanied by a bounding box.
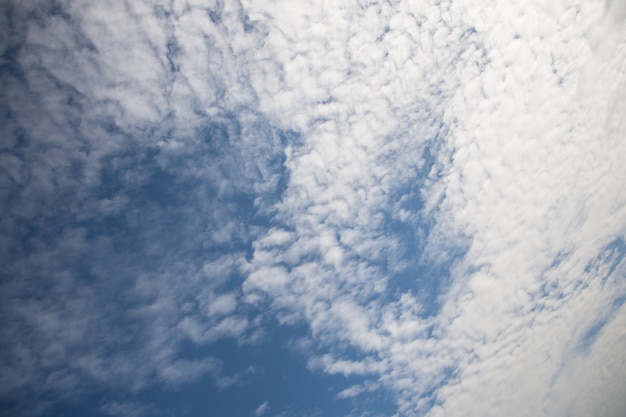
[253,401,270,417]
[99,401,156,417]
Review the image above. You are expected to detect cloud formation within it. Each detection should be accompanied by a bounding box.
[1,0,282,413]
[254,401,270,417]
[0,0,624,416]
[241,0,626,416]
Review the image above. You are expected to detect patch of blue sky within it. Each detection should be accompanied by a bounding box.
[42,324,396,417]
[579,315,613,355]
[379,136,468,317]
[576,237,626,353]
[585,236,625,284]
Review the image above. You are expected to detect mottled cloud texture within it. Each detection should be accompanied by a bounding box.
[1,0,624,416]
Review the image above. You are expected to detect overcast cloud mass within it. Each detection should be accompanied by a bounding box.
[1,0,625,416]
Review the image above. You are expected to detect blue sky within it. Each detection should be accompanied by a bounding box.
[1,1,625,417]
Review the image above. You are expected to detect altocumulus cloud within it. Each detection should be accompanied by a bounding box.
[0,0,625,417]
[0,0,281,414]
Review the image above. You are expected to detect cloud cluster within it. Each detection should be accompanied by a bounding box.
[1,0,624,416]
[0,0,283,413]
[241,0,626,415]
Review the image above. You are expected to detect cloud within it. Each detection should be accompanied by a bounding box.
[253,401,270,417]
[1,0,624,417]
[547,296,626,417]
[0,0,285,413]
[240,0,626,416]
[99,401,155,417]
[337,381,381,399]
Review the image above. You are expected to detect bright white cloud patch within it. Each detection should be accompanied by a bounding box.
[241,0,626,416]
[0,0,624,416]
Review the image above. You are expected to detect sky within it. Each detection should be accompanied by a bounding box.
[0,0,625,416]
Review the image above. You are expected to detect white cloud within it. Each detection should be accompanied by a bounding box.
[337,381,381,399]
[240,0,626,416]
[1,0,625,416]
[547,297,626,417]
[0,0,277,410]
[254,401,270,417]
